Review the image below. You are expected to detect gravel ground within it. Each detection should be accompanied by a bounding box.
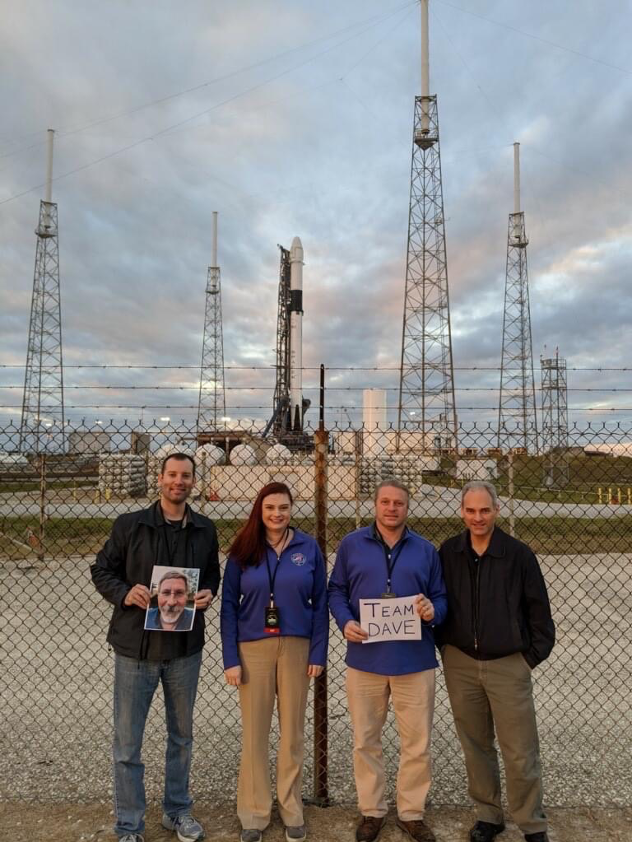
[1,553,631,808]
[2,803,632,842]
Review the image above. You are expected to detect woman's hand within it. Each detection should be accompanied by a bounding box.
[224,666,242,686]
[307,664,324,678]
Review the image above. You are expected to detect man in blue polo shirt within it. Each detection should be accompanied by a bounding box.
[329,479,447,842]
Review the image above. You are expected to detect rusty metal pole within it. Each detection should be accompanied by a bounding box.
[312,364,329,805]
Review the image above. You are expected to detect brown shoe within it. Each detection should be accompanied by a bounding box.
[396,818,436,842]
[356,816,386,842]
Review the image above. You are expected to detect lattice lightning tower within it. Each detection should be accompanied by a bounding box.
[397,0,457,451]
[541,348,569,486]
[498,143,538,453]
[20,129,65,452]
[197,211,226,432]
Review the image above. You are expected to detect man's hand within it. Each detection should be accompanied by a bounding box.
[308,664,324,678]
[414,593,435,622]
[343,620,369,642]
[124,584,151,609]
[194,589,213,610]
[224,666,242,686]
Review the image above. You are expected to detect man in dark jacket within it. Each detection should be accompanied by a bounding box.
[91,453,220,842]
[438,481,555,842]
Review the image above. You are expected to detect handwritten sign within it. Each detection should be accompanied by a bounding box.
[359,595,421,644]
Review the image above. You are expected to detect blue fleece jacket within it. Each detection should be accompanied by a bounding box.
[328,525,447,675]
[220,529,328,669]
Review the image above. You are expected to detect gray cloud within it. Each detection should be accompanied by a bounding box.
[1,0,631,427]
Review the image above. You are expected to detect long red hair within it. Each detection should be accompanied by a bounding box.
[229,482,294,568]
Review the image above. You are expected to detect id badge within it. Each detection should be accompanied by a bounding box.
[264,606,281,634]
[381,591,397,599]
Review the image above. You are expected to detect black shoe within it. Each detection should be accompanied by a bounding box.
[524,834,548,842]
[469,821,505,842]
[356,816,386,842]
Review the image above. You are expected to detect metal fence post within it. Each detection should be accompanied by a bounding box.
[38,453,47,562]
[507,450,516,537]
[312,365,329,806]
[354,430,361,530]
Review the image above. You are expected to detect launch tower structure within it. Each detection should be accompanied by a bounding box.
[541,348,569,486]
[397,0,457,451]
[20,129,66,452]
[498,143,538,453]
[268,245,292,439]
[265,239,310,444]
[197,211,226,432]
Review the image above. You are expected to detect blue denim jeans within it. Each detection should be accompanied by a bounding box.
[113,650,202,837]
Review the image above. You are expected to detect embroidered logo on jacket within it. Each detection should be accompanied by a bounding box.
[291,552,306,566]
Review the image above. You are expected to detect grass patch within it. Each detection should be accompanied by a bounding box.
[2,514,632,560]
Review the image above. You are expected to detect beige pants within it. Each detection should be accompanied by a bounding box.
[442,645,547,835]
[237,636,310,830]
[346,666,436,820]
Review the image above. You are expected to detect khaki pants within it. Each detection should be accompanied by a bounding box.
[237,636,310,830]
[346,666,435,820]
[442,645,547,835]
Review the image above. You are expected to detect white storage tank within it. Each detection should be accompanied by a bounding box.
[195,444,225,466]
[265,444,292,464]
[155,443,194,459]
[230,444,257,466]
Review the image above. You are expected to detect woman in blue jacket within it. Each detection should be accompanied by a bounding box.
[220,482,328,842]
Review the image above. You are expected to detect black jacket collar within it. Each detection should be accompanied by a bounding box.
[455,525,506,558]
[138,500,205,529]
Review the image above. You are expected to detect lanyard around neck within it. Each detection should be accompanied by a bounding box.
[375,526,405,593]
[265,527,290,605]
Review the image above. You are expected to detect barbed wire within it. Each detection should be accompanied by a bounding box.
[1,364,631,372]
[1,384,631,393]
[2,404,632,412]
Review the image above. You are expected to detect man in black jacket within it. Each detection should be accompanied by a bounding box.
[91,453,220,842]
[438,481,555,842]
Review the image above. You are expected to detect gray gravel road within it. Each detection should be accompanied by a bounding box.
[2,488,631,519]
[1,553,630,808]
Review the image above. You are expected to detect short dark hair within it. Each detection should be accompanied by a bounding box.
[160,452,196,476]
[373,478,410,502]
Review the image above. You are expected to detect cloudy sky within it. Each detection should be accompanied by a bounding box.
[1,0,631,430]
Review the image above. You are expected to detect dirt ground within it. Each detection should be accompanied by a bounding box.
[1,803,631,842]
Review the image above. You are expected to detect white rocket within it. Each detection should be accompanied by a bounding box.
[289,236,304,431]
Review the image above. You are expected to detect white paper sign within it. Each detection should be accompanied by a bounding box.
[359,595,422,644]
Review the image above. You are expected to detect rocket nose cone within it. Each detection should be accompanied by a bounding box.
[290,236,303,261]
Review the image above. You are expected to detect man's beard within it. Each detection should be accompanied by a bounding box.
[160,606,183,625]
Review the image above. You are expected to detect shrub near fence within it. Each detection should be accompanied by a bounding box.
[1,420,631,807]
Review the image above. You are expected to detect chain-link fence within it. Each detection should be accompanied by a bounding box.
[1,419,631,807]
